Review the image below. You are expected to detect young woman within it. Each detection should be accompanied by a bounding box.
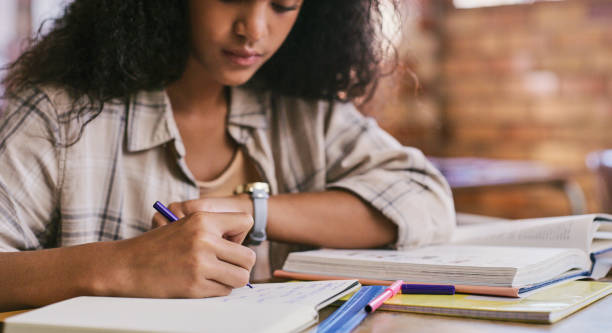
[0,0,454,310]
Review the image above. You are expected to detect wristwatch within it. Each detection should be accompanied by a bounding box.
[235,182,270,245]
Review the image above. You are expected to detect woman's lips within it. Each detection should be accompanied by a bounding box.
[222,49,263,66]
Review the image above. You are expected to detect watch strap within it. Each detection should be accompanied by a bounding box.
[248,189,269,245]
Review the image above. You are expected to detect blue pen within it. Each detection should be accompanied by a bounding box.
[153,201,179,222]
[153,201,254,289]
[401,283,455,295]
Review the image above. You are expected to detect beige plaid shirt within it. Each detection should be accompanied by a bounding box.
[0,85,455,269]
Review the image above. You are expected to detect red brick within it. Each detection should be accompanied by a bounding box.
[552,28,606,51]
[538,54,587,73]
[529,98,592,125]
[532,1,587,30]
[559,75,607,97]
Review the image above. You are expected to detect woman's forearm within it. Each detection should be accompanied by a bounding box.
[267,190,397,248]
[0,210,256,312]
[0,242,120,311]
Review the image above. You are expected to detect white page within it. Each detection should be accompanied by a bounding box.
[216,280,358,309]
[285,247,589,287]
[5,280,358,333]
[456,212,511,225]
[287,246,581,270]
[450,215,596,252]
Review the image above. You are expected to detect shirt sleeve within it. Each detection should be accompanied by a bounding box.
[324,101,455,249]
[0,88,63,251]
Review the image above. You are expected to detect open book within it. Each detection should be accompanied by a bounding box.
[4,280,359,333]
[278,214,612,297]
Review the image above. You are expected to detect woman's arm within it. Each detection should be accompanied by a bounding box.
[153,190,396,249]
[267,190,397,248]
[0,211,255,312]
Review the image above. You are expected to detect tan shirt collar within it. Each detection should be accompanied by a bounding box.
[125,86,270,154]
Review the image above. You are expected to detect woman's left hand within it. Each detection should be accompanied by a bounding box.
[152,195,253,229]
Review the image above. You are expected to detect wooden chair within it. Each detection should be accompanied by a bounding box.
[587,150,612,213]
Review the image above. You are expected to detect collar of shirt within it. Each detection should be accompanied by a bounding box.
[124,86,270,156]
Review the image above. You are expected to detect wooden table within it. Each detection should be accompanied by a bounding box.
[3,287,611,333]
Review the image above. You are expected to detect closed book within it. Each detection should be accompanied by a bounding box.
[334,281,612,323]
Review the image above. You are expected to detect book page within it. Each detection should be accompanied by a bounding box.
[291,246,582,270]
[456,212,511,225]
[284,247,590,287]
[595,214,612,232]
[450,215,596,252]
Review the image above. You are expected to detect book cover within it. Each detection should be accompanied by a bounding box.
[335,281,612,324]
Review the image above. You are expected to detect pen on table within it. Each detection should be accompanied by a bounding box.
[365,279,403,313]
[153,201,254,289]
[401,284,455,295]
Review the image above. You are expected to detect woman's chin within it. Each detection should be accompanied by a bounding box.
[217,71,258,87]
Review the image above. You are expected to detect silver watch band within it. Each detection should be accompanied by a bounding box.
[248,188,269,245]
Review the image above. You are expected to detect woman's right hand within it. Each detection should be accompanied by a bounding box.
[106,211,256,298]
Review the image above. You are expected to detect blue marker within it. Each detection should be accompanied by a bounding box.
[153,201,179,222]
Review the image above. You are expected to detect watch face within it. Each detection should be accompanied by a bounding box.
[247,182,270,193]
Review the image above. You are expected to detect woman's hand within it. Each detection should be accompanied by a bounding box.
[110,210,255,298]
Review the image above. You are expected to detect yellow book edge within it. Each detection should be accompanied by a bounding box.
[335,281,612,324]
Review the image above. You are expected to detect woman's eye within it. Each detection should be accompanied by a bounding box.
[271,3,299,13]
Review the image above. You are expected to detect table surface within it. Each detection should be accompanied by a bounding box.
[4,280,612,333]
[3,295,611,333]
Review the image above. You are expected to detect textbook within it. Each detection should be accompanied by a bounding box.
[280,214,612,297]
[4,280,359,333]
[335,281,612,323]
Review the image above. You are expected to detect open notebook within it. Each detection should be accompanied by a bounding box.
[278,214,612,297]
[4,280,359,333]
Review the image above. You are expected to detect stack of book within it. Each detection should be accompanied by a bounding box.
[275,214,612,322]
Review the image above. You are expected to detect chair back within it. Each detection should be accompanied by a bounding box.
[587,150,612,213]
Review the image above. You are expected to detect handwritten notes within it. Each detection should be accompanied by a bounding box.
[220,280,356,307]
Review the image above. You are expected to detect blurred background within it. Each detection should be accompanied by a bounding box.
[1,0,611,220]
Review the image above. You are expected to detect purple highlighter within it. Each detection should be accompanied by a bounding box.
[401,284,455,295]
[153,201,179,222]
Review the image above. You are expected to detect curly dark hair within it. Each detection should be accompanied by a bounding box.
[2,0,396,107]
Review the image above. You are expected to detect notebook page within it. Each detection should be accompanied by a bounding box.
[218,280,359,309]
[5,280,358,333]
[450,215,595,252]
[5,297,313,333]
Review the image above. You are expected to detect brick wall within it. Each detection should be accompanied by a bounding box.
[440,0,612,217]
[363,0,612,218]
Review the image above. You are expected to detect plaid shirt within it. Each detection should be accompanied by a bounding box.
[0,86,455,267]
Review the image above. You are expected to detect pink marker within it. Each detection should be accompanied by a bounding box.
[365,280,403,313]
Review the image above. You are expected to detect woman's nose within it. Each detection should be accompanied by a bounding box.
[234,3,268,43]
